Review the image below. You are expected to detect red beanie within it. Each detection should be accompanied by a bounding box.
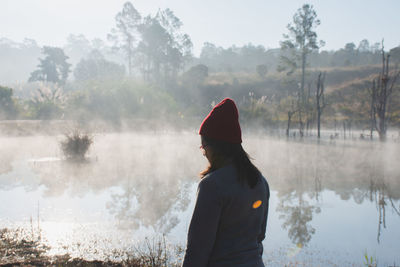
[199,98,242,143]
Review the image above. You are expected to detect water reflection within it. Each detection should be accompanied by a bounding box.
[106,178,192,233]
[367,160,400,243]
[255,140,400,247]
[0,154,13,175]
[13,133,202,235]
[277,192,320,246]
[1,134,400,263]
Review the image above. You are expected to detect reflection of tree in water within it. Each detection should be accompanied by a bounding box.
[106,177,192,234]
[277,193,320,246]
[30,156,194,234]
[0,137,19,180]
[367,159,400,243]
[273,142,326,246]
[0,154,13,176]
[30,160,104,197]
[17,133,201,235]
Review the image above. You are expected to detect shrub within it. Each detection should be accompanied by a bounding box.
[60,130,93,160]
[0,85,17,119]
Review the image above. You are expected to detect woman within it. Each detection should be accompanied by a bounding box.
[182,98,270,267]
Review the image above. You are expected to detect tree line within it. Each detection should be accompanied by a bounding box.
[0,2,399,141]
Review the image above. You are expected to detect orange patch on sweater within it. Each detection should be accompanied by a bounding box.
[252,200,262,209]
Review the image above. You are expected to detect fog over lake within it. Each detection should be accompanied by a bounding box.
[1,131,399,266]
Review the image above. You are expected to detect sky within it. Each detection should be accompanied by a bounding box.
[1,0,400,56]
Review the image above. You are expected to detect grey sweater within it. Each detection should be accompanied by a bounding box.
[182,164,270,267]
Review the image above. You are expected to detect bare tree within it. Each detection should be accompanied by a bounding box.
[368,81,376,140]
[279,95,297,137]
[279,4,323,137]
[287,109,296,137]
[369,42,400,141]
[316,72,326,139]
[305,81,315,136]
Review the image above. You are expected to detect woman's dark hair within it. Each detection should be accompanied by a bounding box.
[200,135,261,188]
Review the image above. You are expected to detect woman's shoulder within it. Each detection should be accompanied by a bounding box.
[199,164,235,190]
[203,164,236,181]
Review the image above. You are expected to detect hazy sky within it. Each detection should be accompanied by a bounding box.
[2,0,400,55]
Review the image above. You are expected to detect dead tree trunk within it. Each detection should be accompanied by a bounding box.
[305,82,313,136]
[369,82,376,140]
[343,121,346,140]
[286,96,297,137]
[294,90,304,138]
[316,72,326,139]
[370,42,400,141]
[287,110,295,137]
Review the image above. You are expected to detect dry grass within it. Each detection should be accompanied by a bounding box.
[0,228,49,266]
[0,228,183,267]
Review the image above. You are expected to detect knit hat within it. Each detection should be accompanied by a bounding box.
[199,98,242,143]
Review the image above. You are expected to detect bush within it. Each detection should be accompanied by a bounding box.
[0,85,17,119]
[65,79,177,123]
[60,130,93,160]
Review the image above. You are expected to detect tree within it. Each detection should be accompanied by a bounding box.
[358,39,370,52]
[28,46,71,85]
[64,34,92,67]
[315,72,326,139]
[278,95,298,137]
[279,4,323,136]
[343,42,357,66]
[156,8,193,79]
[369,42,400,141]
[389,45,400,64]
[200,42,222,67]
[108,1,142,76]
[182,64,208,85]
[136,9,192,84]
[256,64,268,78]
[73,50,125,81]
[136,16,170,82]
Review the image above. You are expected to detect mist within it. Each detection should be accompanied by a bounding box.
[1,131,400,264]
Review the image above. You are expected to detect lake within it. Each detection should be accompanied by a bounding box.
[0,131,399,266]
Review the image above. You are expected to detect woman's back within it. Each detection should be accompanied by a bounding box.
[183,164,269,267]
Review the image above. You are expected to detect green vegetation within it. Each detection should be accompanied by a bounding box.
[364,251,377,267]
[73,50,125,82]
[0,1,399,139]
[1,63,399,137]
[64,79,178,125]
[28,46,71,85]
[0,85,17,119]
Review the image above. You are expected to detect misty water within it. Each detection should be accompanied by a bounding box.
[1,131,400,266]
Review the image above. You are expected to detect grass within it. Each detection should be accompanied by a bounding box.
[1,228,397,267]
[0,227,49,266]
[0,228,183,267]
[364,251,377,267]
